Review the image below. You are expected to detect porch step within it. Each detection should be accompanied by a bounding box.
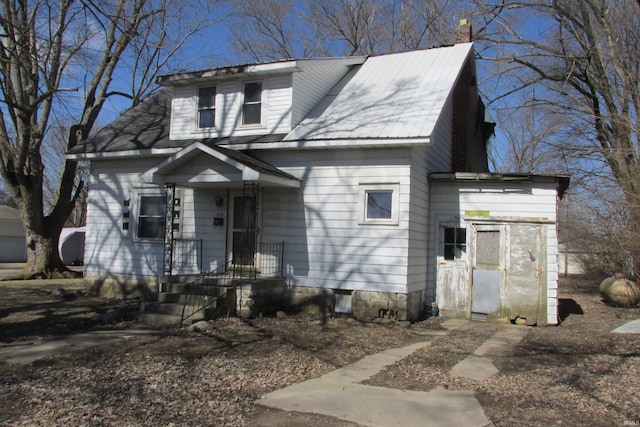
[139,301,214,326]
[160,280,233,294]
[157,292,222,304]
[138,312,182,326]
[141,275,287,327]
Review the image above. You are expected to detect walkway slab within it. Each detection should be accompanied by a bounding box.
[612,319,640,334]
[450,326,528,381]
[450,354,498,381]
[258,337,493,427]
[259,383,491,427]
[319,341,431,385]
[0,329,153,364]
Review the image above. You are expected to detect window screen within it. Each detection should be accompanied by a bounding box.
[198,86,216,128]
[138,196,165,239]
[242,82,262,125]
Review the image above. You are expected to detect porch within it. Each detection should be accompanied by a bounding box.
[141,241,287,326]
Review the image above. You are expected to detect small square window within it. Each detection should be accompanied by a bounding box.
[358,183,399,225]
[366,191,392,219]
[198,86,216,129]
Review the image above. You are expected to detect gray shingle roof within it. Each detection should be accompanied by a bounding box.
[68,90,172,154]
[68,90,287,155]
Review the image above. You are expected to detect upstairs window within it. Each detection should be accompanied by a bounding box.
[443,227,467,260]
[242,81,262,126]
[198,86,216,129]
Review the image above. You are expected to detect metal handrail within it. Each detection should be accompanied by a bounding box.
[179,241,284,325]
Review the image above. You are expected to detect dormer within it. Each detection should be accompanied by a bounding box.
[158,57,365,141]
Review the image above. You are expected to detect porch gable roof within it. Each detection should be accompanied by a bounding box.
[140,142,300,188]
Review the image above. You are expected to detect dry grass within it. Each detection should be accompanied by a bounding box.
[0,276,638,426]
[0,278,137,343]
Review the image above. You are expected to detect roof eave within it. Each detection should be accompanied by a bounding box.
[222,137,432,151]
[157,57,366,86]
[429,172,571,198]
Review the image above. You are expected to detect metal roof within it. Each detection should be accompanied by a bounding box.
[429,172,571,199]
[157,57,365,86]
[69,44,474,156]
[285,43,474,142]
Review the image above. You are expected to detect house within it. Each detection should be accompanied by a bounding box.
[0,205,26,263]
[67,30,568,325]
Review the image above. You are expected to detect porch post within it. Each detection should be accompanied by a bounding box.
[163,184,176,276]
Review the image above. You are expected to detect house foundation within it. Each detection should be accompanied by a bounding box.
[288,286,424,322]
[84,272,157,299]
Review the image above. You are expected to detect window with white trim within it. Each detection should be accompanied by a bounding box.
[136,193,166,240]
[358,183,400,225]
[242,81,262,126]
[197,86,216,129]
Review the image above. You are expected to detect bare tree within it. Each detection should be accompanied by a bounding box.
[229,0,468,61]
[228,0,324,61]
[488,93,568,174]
[0,0,217,277]
[473,0,640,275]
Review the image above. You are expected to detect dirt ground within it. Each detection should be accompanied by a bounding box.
[0,275,639,426]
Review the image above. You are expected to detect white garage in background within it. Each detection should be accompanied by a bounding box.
[0,205,26,262]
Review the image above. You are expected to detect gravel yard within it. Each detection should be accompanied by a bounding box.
[0,275,639,426]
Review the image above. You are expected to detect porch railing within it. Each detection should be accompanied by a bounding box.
[180,241,284,325]
[172,239,203,274]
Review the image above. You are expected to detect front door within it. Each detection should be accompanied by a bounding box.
[471,225,503,320]
[229,194,258,267]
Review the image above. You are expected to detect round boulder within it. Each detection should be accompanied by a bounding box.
[599,277,615,296]
[602,278,640,307]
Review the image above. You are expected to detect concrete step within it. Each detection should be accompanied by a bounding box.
[162,281,231,294]
[156,292,216,304]
[138,312,183,326]
[145,302,211,317]
[156,292,182,303]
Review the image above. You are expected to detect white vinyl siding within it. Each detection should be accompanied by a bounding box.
[84,159,228,277]
[427,180,560,325]
[407,146,430,296]
[85,159,164,277]
[259,148,411,293]
[169,75,293,140]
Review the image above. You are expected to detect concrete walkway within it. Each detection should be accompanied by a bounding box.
[258,320,529,427]
[0,329,153,364]
[450,326,528,381]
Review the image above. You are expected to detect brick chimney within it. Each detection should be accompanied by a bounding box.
[455,18,472,43]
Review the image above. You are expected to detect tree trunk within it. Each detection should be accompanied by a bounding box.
[23,229,69,278]
[20,195,77,279]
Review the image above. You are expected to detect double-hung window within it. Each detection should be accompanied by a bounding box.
[242,81,262,126]
[137,195,166,240]
[198,86,216,129]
